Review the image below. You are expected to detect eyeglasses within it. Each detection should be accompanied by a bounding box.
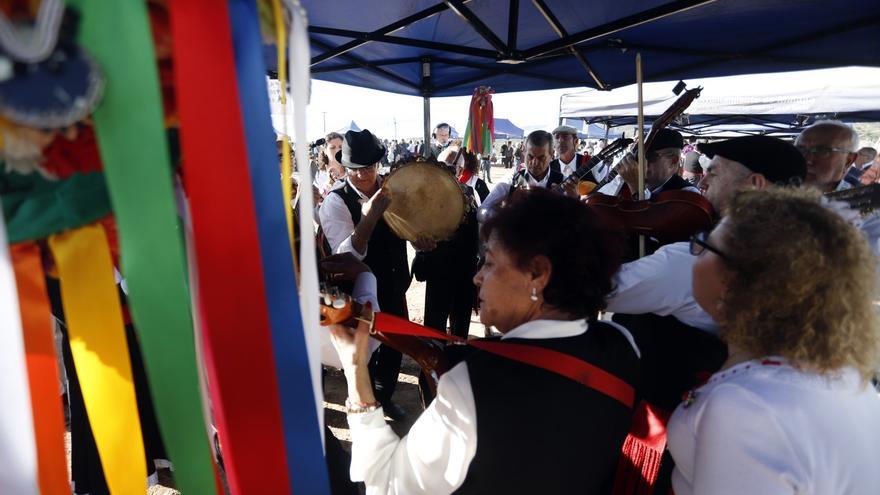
[795,145,853,158]
[645,151,679,162]
[689,231,730,261]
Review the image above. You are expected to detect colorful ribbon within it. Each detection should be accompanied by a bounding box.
[168,0,293,492]
[48,223,146,495]
[229,1,330,492]
[70,1,219,493]
[11,242,68,495]
[0,201,38,495]
[0,171,111,243]
[462,86,495,156]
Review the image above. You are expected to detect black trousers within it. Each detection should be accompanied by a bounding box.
[423,269,477,339]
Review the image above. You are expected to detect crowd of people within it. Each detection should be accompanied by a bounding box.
[298,118,880,495]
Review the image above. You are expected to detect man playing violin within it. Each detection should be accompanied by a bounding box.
[597,129,698,199]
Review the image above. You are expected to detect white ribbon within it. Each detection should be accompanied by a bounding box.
[0,203,39,494]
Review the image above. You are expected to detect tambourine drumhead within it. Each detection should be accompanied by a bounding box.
[382,162,466,242]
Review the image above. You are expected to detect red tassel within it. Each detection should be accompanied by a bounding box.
[612,401,672,495]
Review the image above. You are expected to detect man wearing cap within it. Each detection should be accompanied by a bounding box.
[605,136,810,490]
[598,129,698,199]
[681,148,703,186]
[549,124,595,181]
[318,129,414,418]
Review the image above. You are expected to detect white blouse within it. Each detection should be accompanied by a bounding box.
[667,358,880,495]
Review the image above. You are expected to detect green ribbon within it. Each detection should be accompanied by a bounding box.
[67,1,217,493]
[0,171,111,243]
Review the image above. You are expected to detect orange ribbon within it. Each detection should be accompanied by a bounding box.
[11,242,68,495]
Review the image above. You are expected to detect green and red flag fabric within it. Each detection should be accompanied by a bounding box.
[462,86,495,156]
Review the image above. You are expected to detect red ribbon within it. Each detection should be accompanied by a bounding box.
[168,2,291,493]
[372,312,634,408]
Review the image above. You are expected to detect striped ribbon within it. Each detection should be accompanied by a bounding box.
[0,200,38,494]
[69,1,219,492]
[168,1,293,492]
[48,223,146,495]
[11,242,68,495]
[229,1,330,492]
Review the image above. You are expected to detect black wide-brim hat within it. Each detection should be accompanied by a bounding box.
[335,129,386,169]
[0,44,104,129]
[698,136,806,185]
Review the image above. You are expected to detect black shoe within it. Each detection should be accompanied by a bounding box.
[380,401,408,421]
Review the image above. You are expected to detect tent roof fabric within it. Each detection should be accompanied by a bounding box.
[558,66,880,127]
[493,118,524,138]
[285,0,880,97]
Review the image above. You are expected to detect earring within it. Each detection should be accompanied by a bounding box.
[530,287,538,302]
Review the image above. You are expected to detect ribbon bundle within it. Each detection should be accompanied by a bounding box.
[0,0,329,494]
[462,86,495,156]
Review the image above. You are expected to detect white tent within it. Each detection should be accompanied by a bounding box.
[559,67,880,130]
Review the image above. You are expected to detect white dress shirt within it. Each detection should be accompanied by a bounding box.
[607,241,719,333]
[558,154,578,179]
[347,318,639,494]
[478,170,551,221]
[668,359,880,495]
[463,175,483,207]
[318,178,373,260]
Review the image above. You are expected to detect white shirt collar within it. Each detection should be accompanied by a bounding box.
[344,176,382,200]
[560,153,577,169]
[526,170,551,188]
[501,318,588,340]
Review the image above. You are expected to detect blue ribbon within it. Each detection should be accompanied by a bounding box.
[228,1,331,493]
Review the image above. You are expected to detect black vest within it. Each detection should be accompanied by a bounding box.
[515,168,565,189]
[331,183,410,315]
[453,321,639,495]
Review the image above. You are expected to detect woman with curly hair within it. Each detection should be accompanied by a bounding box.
[669,187,880,494]
[330,189,640,494]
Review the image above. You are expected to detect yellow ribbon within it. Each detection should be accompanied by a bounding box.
[271,0,299,279]
[48,224,146,494]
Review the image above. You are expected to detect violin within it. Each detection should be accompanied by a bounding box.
[586,190,715,243]
[319,284,449,398]
[582,86,714,243]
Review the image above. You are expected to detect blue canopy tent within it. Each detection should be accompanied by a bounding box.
[268,0,879,147]
[494,117,525,139]
[334,120,362,134]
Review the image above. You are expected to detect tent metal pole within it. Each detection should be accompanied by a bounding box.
[422,59,432,151]
[636,52,646,258]
[424,96,431,151]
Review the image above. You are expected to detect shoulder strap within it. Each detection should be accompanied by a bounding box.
[371,312,635,408]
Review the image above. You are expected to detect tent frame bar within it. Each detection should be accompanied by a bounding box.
[531,0,606,88]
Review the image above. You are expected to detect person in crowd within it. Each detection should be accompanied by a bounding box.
[478,152,492,183]
[329,189,640,494]
[597,129,698,199]
[413,147,484,339]
[479,130,564,217]
[856,146,879,184]
[318,129,433,419]
[503,139,514,168]
[667,187,880,494]
[549,124,597,181]
[500,141,509,168]
[455,147,490,206]
[421,123,452,159]
[794,120,860,193]
[513,141,524,171]
[314,132,346,196]
[682,147,703,185]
